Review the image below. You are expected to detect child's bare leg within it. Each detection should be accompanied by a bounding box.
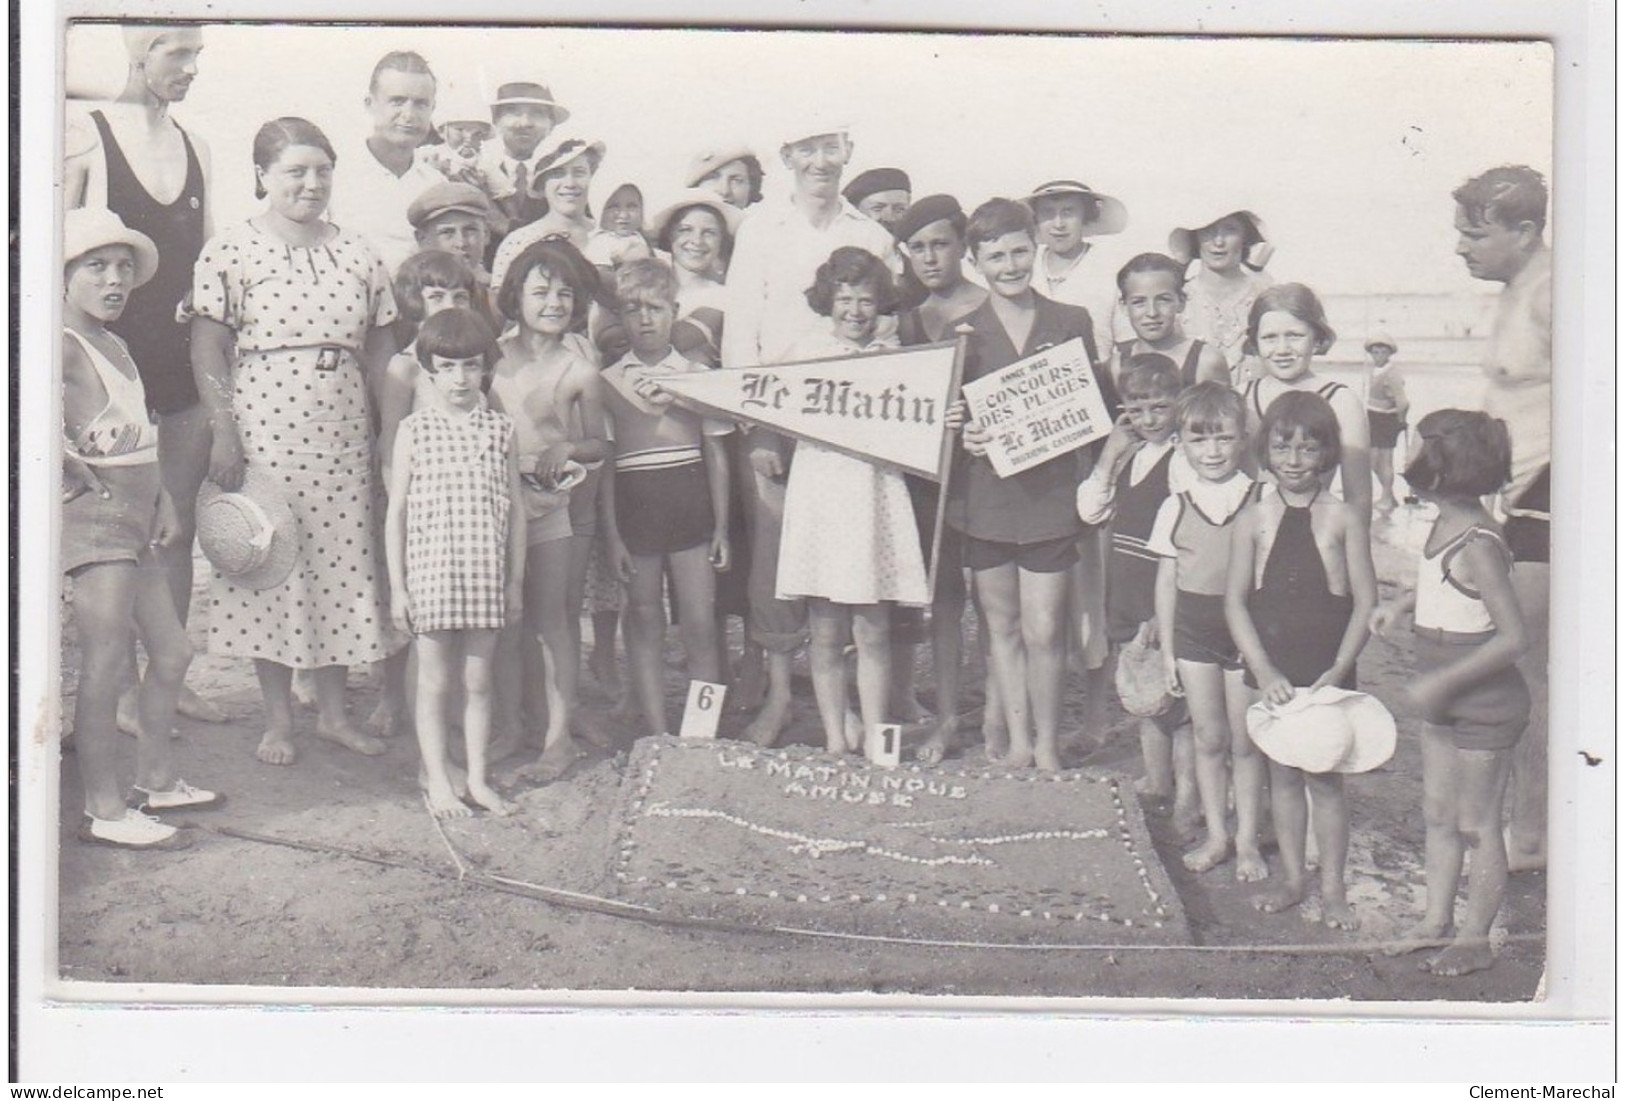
[129,565,190,794]
[1507,565,1548,872]
[1306,770,1356,928]
[71,564,140,819]
[1179,659,1232,872]
[414,633,471,818]
[366,646,411,737]
[741,467,795,745]
[1070,532,1111,752]
[522,538,582,780]
[589,609,623,694]
[1373,449,1398,510]
[459,630,512,815]
[1386,725,1463,955]
[1019,566,1069,771]
[728,633,767,713]
[1427,744,1514,976]
[489,620,526,762]
[807,600,852,754]
[252,660,298,765]
[974,564,1032,768]
[1255,760,1308,913]
[623,553,670,739]
[670,545,722,685]
[1226,668,1269,881]
[916,576,965,764]
[1171,724,1201,837]
[1136,716,1176,798]
[852,604,891,754]
[314,665,386,755]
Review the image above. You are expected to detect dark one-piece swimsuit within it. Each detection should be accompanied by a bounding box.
[1244,492,1356,690]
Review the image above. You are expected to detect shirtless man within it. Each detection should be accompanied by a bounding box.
[1452,165,1552,874]
[64,24,224,725]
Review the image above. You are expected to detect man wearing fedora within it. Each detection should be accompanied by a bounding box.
[721,121,897,746]
[64,23,226,725]
[477,80,570,233]
[1451,164,1552,874]
[327,50,445,276]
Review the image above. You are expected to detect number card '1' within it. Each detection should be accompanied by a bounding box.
[868,723,902,768]
[678,680,727,739]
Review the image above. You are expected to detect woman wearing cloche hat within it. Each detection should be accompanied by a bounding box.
[1169,207,1275,383]
[61,207,224,851]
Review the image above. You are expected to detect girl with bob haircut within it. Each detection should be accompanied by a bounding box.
[1241,283,1372,516]
[1372,409,1529,977]
[1226,389,1376,927]
[488,237,611,779]
[385,307,525,819]
[777,246,927,757]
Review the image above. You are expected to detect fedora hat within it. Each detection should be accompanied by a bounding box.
[1246,687,1396,775]
[196,467,300,591]
[63,208,159,289]
[490,81,570,125]
[1168,208,1273,270]
[1114,633,1173,718]
[1022,180,1128,237]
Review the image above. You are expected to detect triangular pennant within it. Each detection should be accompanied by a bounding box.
[656,340,964,480]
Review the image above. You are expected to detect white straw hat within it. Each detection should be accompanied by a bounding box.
[63,207,159,288]
[1168,208,1272,270]
[196,467,300,591]
[1246,687,1396,774]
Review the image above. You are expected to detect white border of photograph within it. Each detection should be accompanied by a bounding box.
[13,0,1615,1082]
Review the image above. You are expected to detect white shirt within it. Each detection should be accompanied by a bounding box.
[1075,438,1193,525]
[721,194,897,369]
[1032,243,1124,350]
[328,142,445,277]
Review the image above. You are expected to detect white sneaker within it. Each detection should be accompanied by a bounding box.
[134,780,226,813]
[78,809,190,850]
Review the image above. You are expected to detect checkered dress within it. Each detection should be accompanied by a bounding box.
[404,404,515,633]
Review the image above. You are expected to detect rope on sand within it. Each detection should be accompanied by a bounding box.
[203,823,1541,957]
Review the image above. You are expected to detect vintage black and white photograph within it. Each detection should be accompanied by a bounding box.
[14,0,1614,1082]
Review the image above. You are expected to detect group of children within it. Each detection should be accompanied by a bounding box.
[64,174,1531,974]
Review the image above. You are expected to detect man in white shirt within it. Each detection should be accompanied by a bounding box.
[327,50,444,277]
[475,81,570,234]
[1451,164,1552,873]
[722,122,897,746]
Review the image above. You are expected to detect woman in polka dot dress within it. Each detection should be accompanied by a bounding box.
[192,117,402,767]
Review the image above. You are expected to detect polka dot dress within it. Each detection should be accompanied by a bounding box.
[403,405,515,632]
[192,222,400,668]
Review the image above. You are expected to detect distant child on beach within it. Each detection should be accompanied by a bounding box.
[385,308,525,819]
[1225,391,1377,925]
[488,238,611,779]
[1362,334,1409,512]
[1149,382,1266,879]
[599,259,732,739]
[1109,253,1230,392]
[61,208,222,849]
[1075,352,1198,835]
[1372,409,1529,977]
[778,247,929,755]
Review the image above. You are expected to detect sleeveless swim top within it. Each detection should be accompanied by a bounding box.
[1245,376,1347,420]
[63,327,158,467]
[1115,338,1207,390]
[1414,524,1513,635]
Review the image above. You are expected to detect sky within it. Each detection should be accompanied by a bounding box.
[64,23,1552,296]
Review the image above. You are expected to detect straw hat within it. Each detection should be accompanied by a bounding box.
[1245,687,1396,774]
[530,136,606,185]
[63,208,159,288]
[1168,208,1273,270]
[1022,180,1129,237]
[649,188,743,245]
[489,81,570,126]
[684,146,756,188]
[1115,634,1173,718]
[1364,332,1399,355]
[196,467,300,591]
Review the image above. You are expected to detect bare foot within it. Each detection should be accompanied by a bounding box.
[424,783,472,820]
[996,743,1036,770]
[1183,837,1230,873]
[1235,848,1270,883]
[1382,921,1456,957]
[1251,879,1307,914]
[315,721,388,757]
[743,699,790,748]
[255,728,298,766]
[889,689,929,725]
[728,661,767,714]
[176,685,229,724]
[915,717,958,765]
[843,710,865,754]
[1172,801,1203,844]
[1505,826,1547,873]
[1134,775,1173,799]
[1423,940,1495,976]
[1322,897,1360,931]
[467,781,515,816]
[981,719,1010,763]
[1034,744,1062,772]
[418,759,469,800]
[518,736,583,782]
[576,721,618,752]
[364,697,408,738]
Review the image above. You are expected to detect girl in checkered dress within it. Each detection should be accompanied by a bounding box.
[385,308,526,819]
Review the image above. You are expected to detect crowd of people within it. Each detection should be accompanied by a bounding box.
[59,27,1553,978]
